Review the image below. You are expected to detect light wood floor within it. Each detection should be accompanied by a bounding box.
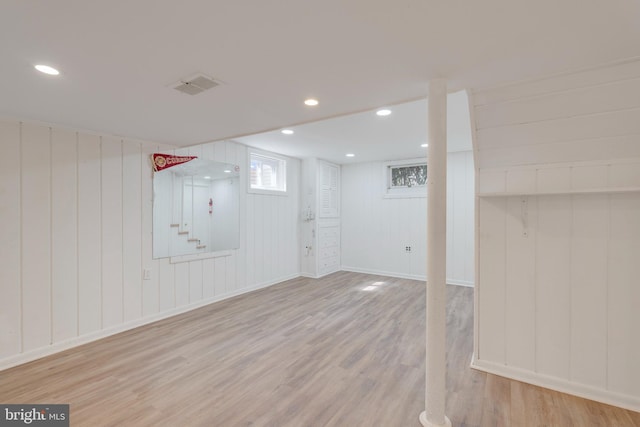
[1,272,638,426]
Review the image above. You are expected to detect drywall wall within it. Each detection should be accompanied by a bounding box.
[470,58,640,411]
[0,118,299,368]
[341,151,474,284]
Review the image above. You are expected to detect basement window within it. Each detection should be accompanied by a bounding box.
[383,158,427,198]
[248,150,287,195]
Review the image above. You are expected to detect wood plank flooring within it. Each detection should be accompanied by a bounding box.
[0,271,638,426]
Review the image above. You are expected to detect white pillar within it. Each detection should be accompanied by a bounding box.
[420,79,451,427]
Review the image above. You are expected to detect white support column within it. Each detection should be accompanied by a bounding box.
[420,79,451,427]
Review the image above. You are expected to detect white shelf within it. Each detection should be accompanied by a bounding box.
[478,186,640,198]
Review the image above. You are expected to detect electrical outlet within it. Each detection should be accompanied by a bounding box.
[143,268,151,280]
[405,246,412,252]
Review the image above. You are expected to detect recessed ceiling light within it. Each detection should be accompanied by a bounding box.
[376,109,392,116]
[35,65,60,75]
[346,153,355,157]
[304,98,319,106]
[223,170,231,173]
[281,129,294,135]
[421,143,429,148]
[204,176,212,180]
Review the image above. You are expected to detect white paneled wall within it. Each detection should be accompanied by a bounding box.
[473,59,640,169]
[341,152,474,284]
[477,194,640,409]
[21,124,51,352]
[0,121,21,357]
[51,129,79,342]
[471,59,640,411]
[0,118,299,369]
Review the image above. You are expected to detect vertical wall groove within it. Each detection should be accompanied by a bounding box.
[502,196,507,363]
[121,139,125,324]
[139,143,144,317]
[533,196,538,373]
[18,122,24,353]
[99,137,103,330]
[49,127,53,345]
[75,132,80,337]
[605,194,611,390]
[605,166,612,391]
[568,195,574,380]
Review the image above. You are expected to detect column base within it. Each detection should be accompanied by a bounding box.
[419,411,451,427]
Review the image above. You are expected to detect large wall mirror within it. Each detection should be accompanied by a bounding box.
[152,155,240,259]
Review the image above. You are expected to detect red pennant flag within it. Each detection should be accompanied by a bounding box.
[152,153,197,172]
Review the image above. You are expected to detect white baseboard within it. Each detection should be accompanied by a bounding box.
[341,266,426,281]
[300,269,345,280]
[341,266,475,287]
[446,279,475,288]
[471,358,640,413]
[0,273,298,372]
[299,272,330,279]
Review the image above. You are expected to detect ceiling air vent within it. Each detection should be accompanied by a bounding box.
[172,73,221,96]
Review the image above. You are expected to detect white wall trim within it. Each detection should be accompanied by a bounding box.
[446,279,475,288]
[471,358,640,413]
[480,156,640,172]
[341,266,475,287]
[342,266,426,281]
[299,270,341,280]
[478,157,640,197]
[0,273,299,372]
[478,187,640,198]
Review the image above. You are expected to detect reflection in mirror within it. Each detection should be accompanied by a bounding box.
[153,156,240,259]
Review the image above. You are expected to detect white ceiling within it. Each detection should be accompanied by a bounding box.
[2,1,639,152]
[235,91,472,164]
